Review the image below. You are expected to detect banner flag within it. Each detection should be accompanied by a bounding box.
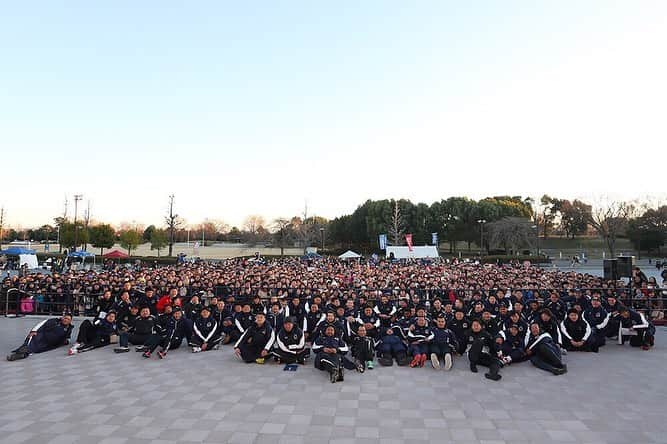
[405,234,413,252]
[379,234,387,250]
[431,232,438,245]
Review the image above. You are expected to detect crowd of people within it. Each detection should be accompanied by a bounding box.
[4,258,661,382]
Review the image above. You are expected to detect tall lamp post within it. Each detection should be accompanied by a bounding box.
[477,219,486,256]
[532,224,540,258]
[73,194,83,253]
[320,227,325,253]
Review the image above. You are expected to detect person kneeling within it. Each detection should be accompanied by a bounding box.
[272,316,308,364]
[234,312,275,364]
[313,325,349,383]
[7,314,74,361]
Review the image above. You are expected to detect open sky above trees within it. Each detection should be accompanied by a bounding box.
[1,2,665,229]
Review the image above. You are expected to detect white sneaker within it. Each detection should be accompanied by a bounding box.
[502,356,512,365]
[192,346,202,353]
[560,347,567,355]
[430,353,440,370]
[68,347,78,355]
[444,353,453,371]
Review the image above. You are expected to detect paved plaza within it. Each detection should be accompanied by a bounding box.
[0,317,666,444]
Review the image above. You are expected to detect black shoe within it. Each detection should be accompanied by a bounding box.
[297,356,306,365]
[379,356,394,367]
[114,347,130,353]
[484,372,501,381]
[551,367,567,375]
[470,363,478,373]
[337,368,344,382]
[330,368,338,383]
[6,352,27,361]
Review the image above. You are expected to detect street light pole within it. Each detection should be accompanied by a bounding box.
[320,227,325,253]
[73,194,83,252]
[477,219,486,256]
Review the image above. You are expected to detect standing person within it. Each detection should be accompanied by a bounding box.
[525,323,567,375]
[234,312,275,364]
[465,319,502,381]
[429,315,457,370]
[272,317,308,364]
[7,314,74,361]
[312,325,349,383]
[69,311,118,355]
[190,306,221,353]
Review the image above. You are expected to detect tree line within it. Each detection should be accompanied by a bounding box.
[0,195,664,257]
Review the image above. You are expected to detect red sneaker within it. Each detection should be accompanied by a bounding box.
[419,354,427,367]
[157,351,166,359]
[409,356,420,367]
[142,351,151,359]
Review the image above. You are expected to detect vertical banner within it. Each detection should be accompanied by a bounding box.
[431,232,438,245]
[378,234,387,250]
[405,234,413,252]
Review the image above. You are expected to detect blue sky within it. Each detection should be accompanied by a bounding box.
[1,1,665,229]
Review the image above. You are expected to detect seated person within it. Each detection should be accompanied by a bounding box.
[355,305,380,340]
[349,325,375,372]
[7,314,74,361]
[234,312,275,364]
[618,306,655,350]
[525,322,567,375]
[114,306,160,353]
[407,316,433,368]
[143,307,189,359]
[190,306,221,352]
[429,315,458,370]
[69,311,118,355]
[272,316,308,364]
[496,323,527,365]
[560,309,599,352]
[377,327,409,366]
[312,325,349,383]
[465,319,502,381]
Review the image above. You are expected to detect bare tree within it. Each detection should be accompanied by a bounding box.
[389,200,405,246]
[164,194,184,256]
[272,217,291,257]
[588,199,636,257]
[487,217,535,255]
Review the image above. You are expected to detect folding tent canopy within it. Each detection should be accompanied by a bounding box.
[0,247,37,255]
[103,250,129,259]
[0,247,38,269]
[68,250,96,266]
[338,250,361,260]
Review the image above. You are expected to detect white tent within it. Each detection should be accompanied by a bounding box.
[386,246,439,259]
[19,253,39,269]
[338,250,361,260]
